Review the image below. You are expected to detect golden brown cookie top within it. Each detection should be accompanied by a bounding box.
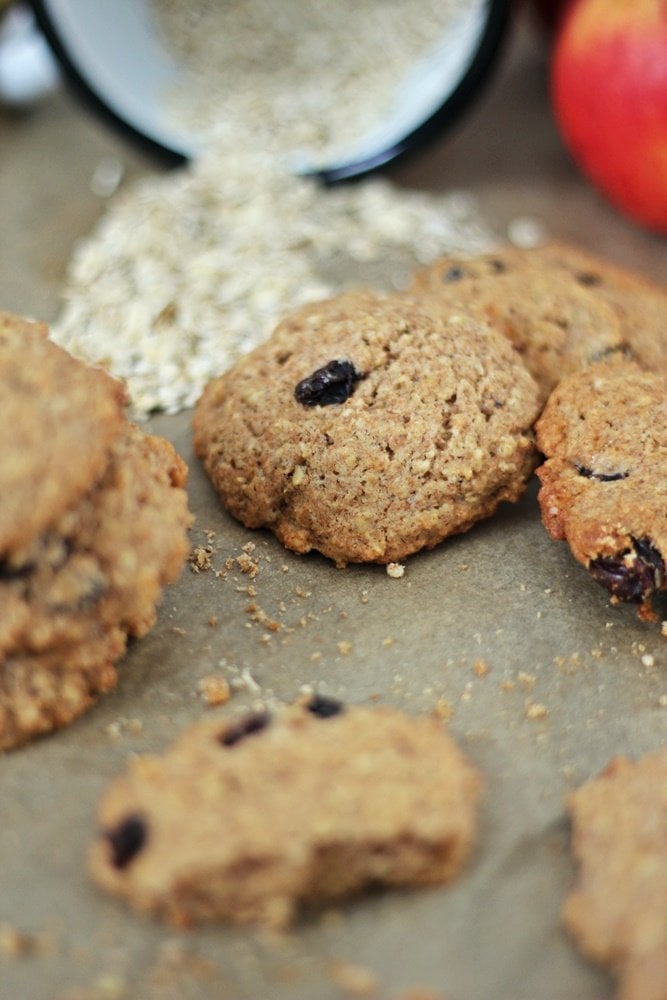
[193,291,541,566]
[409,248,625,401]
[563,744,667,1000]
[0,311,127,558]
[89,698,483,927]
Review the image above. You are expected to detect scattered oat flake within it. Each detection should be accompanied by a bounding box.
[525,702,548,721]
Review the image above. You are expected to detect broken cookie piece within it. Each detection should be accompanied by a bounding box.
[89,700,483,928]
[563,744,667,1000]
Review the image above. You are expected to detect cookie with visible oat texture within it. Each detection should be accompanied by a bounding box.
[89,698,483,928]
[193,292,541,567]
[563,744,667,1000]
[409,247,625,402]
[0,311,126,558]
[0,420,193,750]
[535,357,667,615]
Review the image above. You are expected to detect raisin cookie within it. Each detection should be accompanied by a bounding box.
[193,292,541,567]
[563,745,667,1000]
[89,697,483,928]
[409,248,625,402]
[535,357,667,615]
[520,241,667,378]
[0,310,127,558]
[0,421,193,750]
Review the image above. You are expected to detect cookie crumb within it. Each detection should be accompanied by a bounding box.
[641,653,656,668]
[386,562,405,579]
[473,659,489,677]
[525,702,549,721]
[197,675,231,707]
[328,961,379,996]
[189,545,213,572]
[337,641,353,656]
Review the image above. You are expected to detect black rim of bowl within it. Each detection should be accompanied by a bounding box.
[30,0,511,180]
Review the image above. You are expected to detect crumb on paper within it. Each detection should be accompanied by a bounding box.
[525,702,549,721]
[641,654,656,668]
[337,641,353,656]
[473,659,489,677]
[433,698,453,722]
[189,545,213,572]
[386,562,405,579]
[328,961,379,996]
[197,675,231,706]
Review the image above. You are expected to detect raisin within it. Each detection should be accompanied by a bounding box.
[442,265,466,282]
[307,694,344,719]
[294,359,363,407]
[576,271,602,287]
[219,710,271,747]
[106,814,147,869]
[589,537,665,602]
[0,560,33,581]
[575,464,628,482]
[489,258,507,273]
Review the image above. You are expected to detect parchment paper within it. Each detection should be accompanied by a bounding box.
[1,16,665,1000]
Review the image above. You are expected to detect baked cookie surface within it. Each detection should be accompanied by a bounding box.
[193,292,540,566]
[409,248,625,402]
[0,421,193,750]
[0,311,127,558]
[89,698,483,928]
[535,358,667,613]
[563,745,667,1000]
[522,241,667,378]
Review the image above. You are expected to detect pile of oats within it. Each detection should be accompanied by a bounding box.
[53,1,497,418]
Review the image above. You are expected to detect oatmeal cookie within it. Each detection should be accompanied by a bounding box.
[563,744,667,1000]
[409,248,625,402]
[89,697,483,928]
[0,421,193,750]
[193,292,540,567]
[521,241,667,378]
[0,311,127,557]
[535,357,667,614]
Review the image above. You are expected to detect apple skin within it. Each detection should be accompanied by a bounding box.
[551,0,667,233]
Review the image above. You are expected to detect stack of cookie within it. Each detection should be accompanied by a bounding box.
[0,311,193,751]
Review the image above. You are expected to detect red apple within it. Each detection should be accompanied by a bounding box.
[551,0,667,233]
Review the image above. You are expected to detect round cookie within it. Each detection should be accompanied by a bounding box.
[519,241,667,379]
[535,357,667,613]
[0,311,127,558]
[563,745,667,1000]
[193,292,541,567]
[89,698,483,928]
[0,421,193,750]
[409,249,625,402]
